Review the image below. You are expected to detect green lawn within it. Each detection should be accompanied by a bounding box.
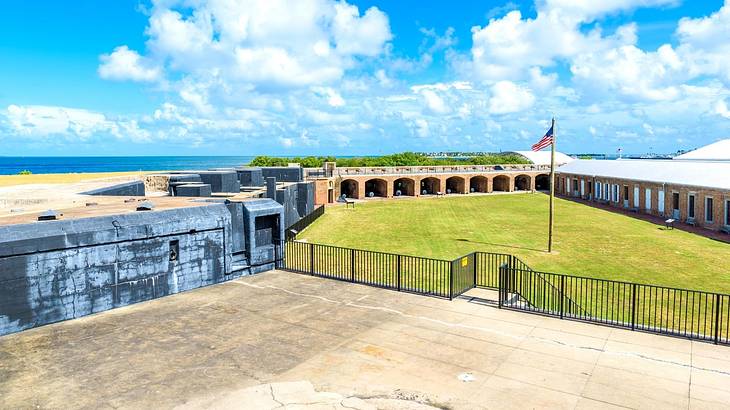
[300,194,730,293]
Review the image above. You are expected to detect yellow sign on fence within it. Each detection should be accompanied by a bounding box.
[461,257,469,267]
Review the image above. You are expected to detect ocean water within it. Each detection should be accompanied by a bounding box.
[0,156,257,175]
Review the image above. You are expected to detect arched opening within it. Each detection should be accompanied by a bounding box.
[364,178,387,198]
[420,177,440,195]
[535,174,550,191]
[470,176,489,193]
[340,179,359,199]
[446,176,466,194]
[514,174,531,191]
[393,178,415,196]
[493,175,510,192]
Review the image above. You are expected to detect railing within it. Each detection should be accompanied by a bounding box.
[499,266,730,345]
[284,241,453,298]
[303,164,551,178]
[286,205,325,239]
[281,241,730,345]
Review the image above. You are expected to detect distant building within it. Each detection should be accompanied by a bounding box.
[556,139,730,232]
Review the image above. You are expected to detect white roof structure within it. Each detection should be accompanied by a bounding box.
[513,151,574,166]
[674,139,730,161]
[557,159,730,190]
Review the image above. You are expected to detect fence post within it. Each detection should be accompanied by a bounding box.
[449,260,454,300]
[397,254,402,292]
[631,283,637,331]
[350,248,355,283]
[309,243,315,275]
[714,294,721,345]
[559,275,565,319]
[472,253,478,288]
[498,262,507,308]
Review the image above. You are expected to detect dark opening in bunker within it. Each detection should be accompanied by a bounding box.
[535,174,550,191]
[340,179,359,199]
[514,175,531,191]
[446,176,466,194]
[255,214,280,247]
[393,178,415,196]
[470,176,488,193]
[420,177,441,195]
[364,178,387,198]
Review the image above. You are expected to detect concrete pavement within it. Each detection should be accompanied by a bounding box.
[1,270,729,409]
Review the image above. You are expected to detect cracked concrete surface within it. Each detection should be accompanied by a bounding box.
[1,270,729,409]
[175,381,440,410]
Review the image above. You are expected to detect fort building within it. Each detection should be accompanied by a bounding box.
[308,151,574,204]
[556,139,730,232]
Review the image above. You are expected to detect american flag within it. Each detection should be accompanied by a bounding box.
[531,125,554,151]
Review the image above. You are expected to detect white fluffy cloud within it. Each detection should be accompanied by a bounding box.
[5,105,108,138]
[98,46,162,82]
[715,100,730,119]
[6,0,723,154]
[105,0,391,91]
[467,0,730,108]
[488,81,535,114]
[4,105,150,142]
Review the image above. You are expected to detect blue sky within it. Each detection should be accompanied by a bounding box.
[1,0,729,156]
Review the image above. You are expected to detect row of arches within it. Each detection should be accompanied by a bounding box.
[341,174,550,199]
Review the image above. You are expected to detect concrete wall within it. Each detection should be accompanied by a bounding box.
[0,199,286,337]
[262,167,304,183]
[82,181,146,197]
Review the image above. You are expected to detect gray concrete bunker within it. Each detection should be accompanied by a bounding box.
[0,199,284,336]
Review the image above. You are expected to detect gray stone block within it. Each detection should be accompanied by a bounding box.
[174,184,212,197]
[261,167,303,183]
[82,181,145,197]
[197,171,240,193]
[236,167,264,187]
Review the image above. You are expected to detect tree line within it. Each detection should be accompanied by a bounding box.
[248,152,530,167]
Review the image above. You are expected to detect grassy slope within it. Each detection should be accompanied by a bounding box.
[0,171,151,187]
[301,194,730,293]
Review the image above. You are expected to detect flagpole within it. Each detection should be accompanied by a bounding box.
[548,117,556,253]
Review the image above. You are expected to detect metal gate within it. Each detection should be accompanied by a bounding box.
[450,252,476,298]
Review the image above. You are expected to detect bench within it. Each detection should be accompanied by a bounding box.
[664,219,675,229]
[720,226,730,235]
[345,199,356,209]
[686,218,696,226]
[436,192,445,197]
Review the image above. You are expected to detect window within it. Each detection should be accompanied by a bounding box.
[706,197,714,223]
[688,194,696,219]
[612,184,619,202]
[573,178,579,192]
[645,188,652,210]
[596,182,602,199]
[672,192,680,210]
[725,200,730,226]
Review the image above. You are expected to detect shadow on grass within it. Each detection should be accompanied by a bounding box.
[456,238,547,253]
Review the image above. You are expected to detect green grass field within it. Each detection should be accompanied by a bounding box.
[300,194,730,293]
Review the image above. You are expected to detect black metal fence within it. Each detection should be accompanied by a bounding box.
[281,240,730,345]
[286,204,325,239]
[284,241,453,298]
[498,265,730,345]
